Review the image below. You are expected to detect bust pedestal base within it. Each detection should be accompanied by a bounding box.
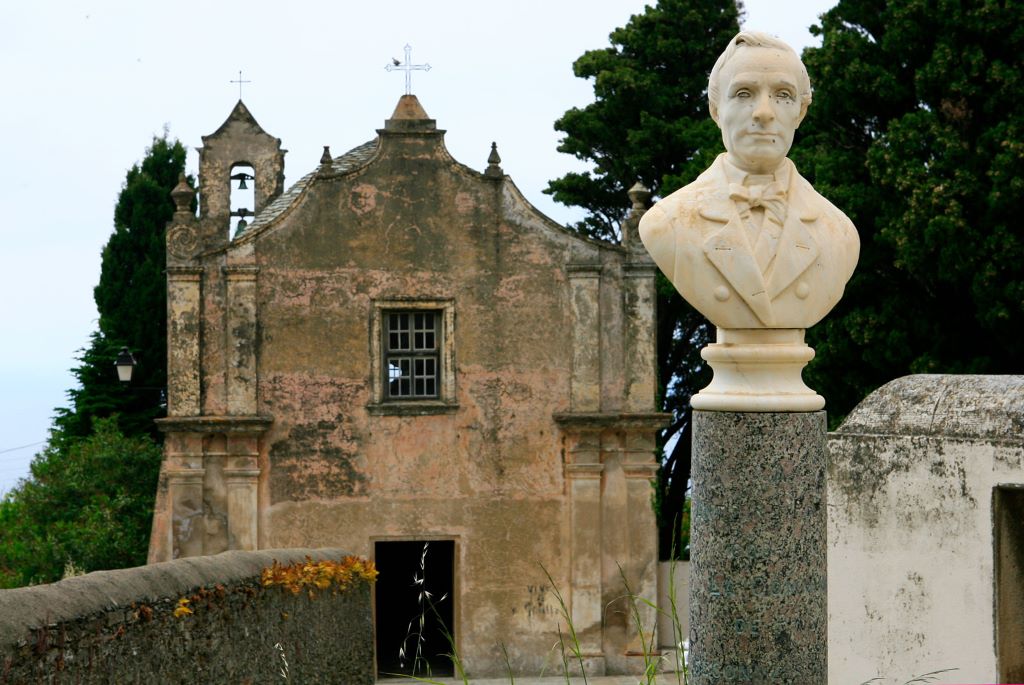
[691,328,824,412]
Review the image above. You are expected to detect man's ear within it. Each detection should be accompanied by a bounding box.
[796,101,809,127]
[709,100,720,125]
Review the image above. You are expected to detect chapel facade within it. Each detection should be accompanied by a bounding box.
[150,95,667,677]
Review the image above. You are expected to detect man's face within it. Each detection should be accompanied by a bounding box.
[713,46,806,174]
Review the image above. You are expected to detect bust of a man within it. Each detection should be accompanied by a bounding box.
[638,32,859,410]
[639,31,858,330]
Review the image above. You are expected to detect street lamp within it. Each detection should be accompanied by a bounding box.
[115,347,136,383]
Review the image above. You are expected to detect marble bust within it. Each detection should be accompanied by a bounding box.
[639,31,859,411]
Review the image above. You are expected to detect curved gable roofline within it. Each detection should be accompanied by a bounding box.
[228,135,622,253]
[499,175,625,253]
[377,95,621,253]
[226,93,622,253]
[230,139,380,244]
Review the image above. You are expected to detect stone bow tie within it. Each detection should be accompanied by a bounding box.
[729,182,787,226]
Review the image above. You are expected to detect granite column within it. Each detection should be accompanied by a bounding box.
[688,410,827,683]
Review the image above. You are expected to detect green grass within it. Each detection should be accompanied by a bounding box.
[393,552,690,684]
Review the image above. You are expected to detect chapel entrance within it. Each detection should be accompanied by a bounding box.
[995,487,1024,682]
[375,540,455,678]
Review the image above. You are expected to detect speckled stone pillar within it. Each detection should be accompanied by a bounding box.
[689,410,827,684]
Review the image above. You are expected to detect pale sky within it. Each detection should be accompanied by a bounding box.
[0,0,836,494]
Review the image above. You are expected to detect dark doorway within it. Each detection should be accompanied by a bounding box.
[375,540,455,678]
[995,487,1024,683]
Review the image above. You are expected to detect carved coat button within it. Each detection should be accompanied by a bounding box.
[795,282,810,299]
[714,285,730,301]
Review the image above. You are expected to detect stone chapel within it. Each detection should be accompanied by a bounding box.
[150,95,667,677]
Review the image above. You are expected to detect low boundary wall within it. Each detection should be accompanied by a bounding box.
[828,375,1024,683]
[0,548,373,684]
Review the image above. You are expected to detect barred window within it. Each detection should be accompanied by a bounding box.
[384,311,440,399]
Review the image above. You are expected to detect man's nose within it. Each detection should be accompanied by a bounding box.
[752,93,775,125]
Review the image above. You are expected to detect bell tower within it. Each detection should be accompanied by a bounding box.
[197,100,285,240]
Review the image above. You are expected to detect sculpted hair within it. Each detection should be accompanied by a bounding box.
[708,31,812,115]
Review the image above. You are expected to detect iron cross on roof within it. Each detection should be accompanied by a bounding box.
[385,45,431,95]
[230,70,251,100]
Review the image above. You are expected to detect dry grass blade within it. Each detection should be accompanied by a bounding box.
[540,564,588,684]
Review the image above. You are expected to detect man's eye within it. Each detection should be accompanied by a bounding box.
[735,90,751,98]
[776,91,795,100]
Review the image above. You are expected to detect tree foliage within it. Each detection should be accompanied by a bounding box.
[546,0,744,241]
[547,0,742,558]
[0,418,162,587]
[794,0,1024,422]
[0,136,188,585]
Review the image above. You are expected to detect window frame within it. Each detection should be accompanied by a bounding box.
[383,310,441,400]
[368,299,457,415]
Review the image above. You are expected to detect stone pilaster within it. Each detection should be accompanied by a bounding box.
[163,432,206,559]
[225,433,260,551]
[622,457,661,652]
[568,264,602,412]
[689,411,827,684]
[600,427,660,671]
[166,267,203,417]
[622,262,658,412]
[564,426,606,675]
[224,266,259,415]
[155,416,272,561]
[556,412,669,675]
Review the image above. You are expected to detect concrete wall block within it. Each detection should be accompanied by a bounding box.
[828,374,1024,684]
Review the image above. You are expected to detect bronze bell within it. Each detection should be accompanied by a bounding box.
[231,171,253,190]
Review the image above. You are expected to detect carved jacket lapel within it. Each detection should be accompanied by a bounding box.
[765,182,820,299]
[699,190,775,326]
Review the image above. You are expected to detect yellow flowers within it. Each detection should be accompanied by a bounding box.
[172,598,193,618]
[260,555,378,598]
[167,557,374,621]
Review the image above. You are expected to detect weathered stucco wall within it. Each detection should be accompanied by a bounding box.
[244,112,655,675]
[154,96,664,677]
[828,375,1024,684]
[0,549,372,684]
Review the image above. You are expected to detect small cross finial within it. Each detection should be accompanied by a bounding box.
[230,70,252,100]
[385,44,431,95]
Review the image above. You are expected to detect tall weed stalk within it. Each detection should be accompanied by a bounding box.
[397,542,450,680]
[616,563,660,684]
[540,564,589,684]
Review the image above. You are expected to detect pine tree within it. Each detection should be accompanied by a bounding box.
[547,0,742,558]
[547,0,743,241]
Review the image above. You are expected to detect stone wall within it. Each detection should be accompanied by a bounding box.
[0,549,373,684]
[828,375,1024,684]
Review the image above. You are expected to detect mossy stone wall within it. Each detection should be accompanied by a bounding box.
[0,549,372,684]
